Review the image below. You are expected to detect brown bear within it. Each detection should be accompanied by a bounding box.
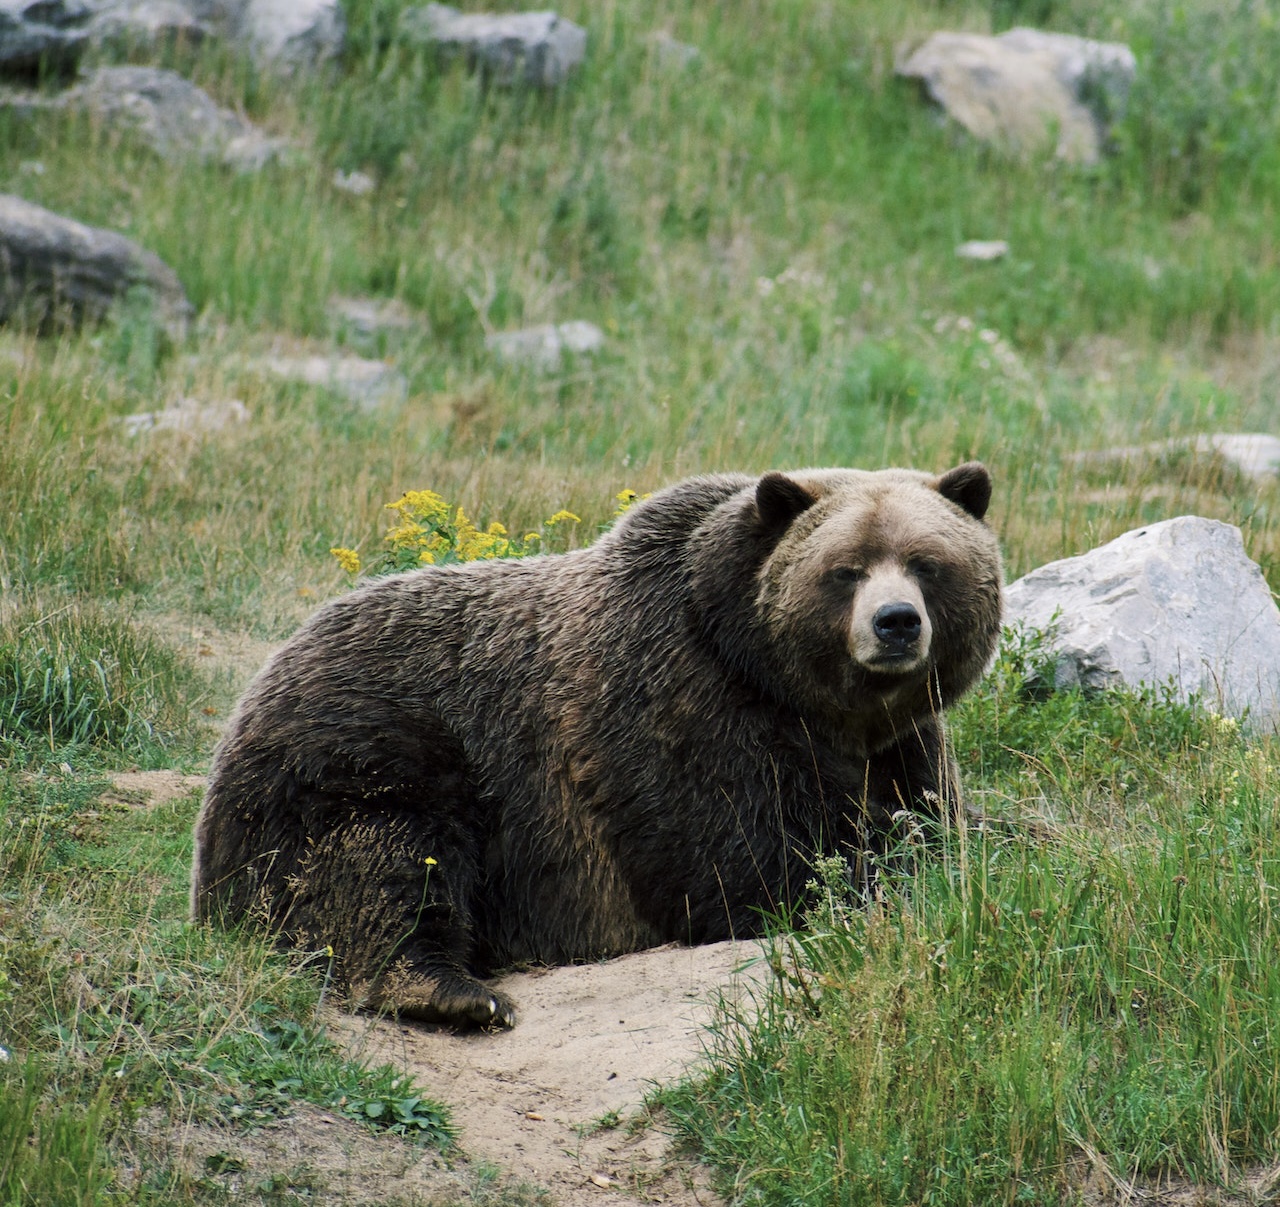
[191,462,1002,1028]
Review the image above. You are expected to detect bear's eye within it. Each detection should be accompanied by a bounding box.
[828,566,866,586]
[909,558,941,578]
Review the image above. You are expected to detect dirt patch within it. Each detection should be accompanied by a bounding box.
[103,769,207,808]
[330,940,767,1205]
[151,938,766,1205]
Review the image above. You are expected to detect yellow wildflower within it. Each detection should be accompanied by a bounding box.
[330,547,362,576]
[386,489,450,523]
[613,490,652,515]
[546,510,581,525]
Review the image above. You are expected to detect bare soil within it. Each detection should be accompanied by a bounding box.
[329,939,766,1206]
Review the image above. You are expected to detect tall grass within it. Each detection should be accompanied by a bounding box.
[0,598,208,763]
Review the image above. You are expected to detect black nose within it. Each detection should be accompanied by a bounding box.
[873,602,922,647]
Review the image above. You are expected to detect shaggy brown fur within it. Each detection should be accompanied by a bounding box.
[191,463,1003,1028]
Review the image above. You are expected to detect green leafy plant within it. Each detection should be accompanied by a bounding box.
[340,1079,455,1140]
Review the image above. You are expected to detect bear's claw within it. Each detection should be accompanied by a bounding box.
[375,970,518,1030]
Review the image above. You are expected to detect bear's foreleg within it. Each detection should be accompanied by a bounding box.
[288,808,516,1029]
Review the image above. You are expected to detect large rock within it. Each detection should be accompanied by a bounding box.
[232,0,343,68]
[0,0,92,74]
[0,0,341,78]
[0,193,192,336]
[1004,516,1280,730]
[896,27,1136,165]
[62,66,289,169]
[401,3,586,88]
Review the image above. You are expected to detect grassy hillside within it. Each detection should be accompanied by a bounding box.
[3,0,1280,1201]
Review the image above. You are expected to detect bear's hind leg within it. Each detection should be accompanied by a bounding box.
[288,809,515,1029]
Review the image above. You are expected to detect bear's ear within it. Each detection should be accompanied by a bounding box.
[755,472,817,532]
[935,462,992,520]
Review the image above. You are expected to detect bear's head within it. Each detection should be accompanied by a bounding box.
[746,462,1003,739]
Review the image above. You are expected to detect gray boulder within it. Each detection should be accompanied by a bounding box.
[0,0,92,74]
[401,3,586,87]
[896,27,1136,165]
[0,192,192,337]
[0,0,341,78]
[232,0,343,68]
[1004,516,1280,730]
[486,320,604,369]
[62,66,290,169]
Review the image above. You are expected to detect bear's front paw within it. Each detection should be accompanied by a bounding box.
[374,968,518,1030]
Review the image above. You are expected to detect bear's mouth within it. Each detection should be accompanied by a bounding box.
[865,650,927,673]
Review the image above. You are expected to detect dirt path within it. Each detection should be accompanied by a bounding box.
[332,940,767,1205]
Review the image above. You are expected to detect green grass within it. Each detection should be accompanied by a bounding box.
[3,0,1280,1198]
[0,767,455,1204]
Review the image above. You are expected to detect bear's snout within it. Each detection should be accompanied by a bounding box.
[872,601,923,650]
[849,566,933,673]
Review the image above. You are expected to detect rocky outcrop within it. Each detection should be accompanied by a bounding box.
[1004,516,1280,730]
[897,27,1136,165]
[0,192,191,337]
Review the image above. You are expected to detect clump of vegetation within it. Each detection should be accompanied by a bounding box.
[0,600,207,766]
[331,489,580,578]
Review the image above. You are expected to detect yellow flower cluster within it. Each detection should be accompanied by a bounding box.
[613,489,652,515]
[331,490,582,579]
[329,546,362,576]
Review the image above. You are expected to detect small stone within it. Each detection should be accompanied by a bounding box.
[333,169,376,196]
[486,320,605,370]
[118,397,249,435]
[955,239,1009,261]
